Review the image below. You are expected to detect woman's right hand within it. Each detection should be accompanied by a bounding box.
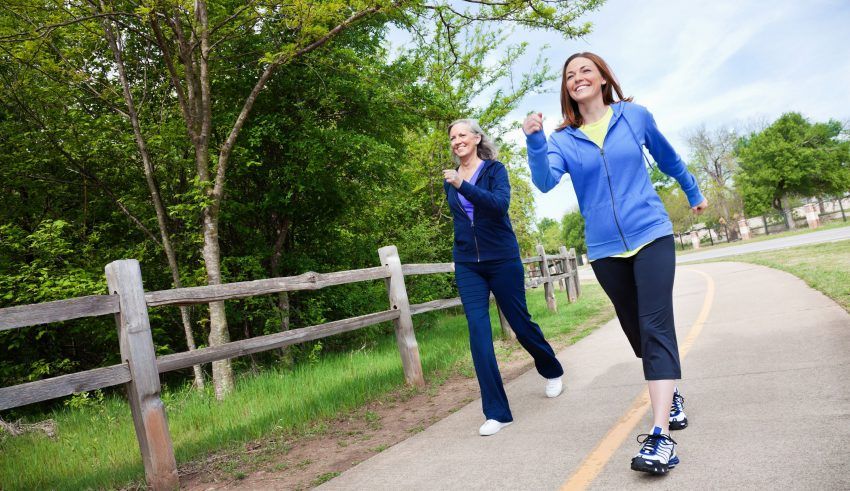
[523,112,543,135]
[443,169,463,189]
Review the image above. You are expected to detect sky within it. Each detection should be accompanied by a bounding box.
[392,0,850,222]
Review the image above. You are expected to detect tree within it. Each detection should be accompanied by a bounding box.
[534,217,559,253]
[560,210,585,256]
[2,0,603,398]
[647,158,695,235]
[686,124,744,239]
[501,148,538,256]
[656,187,694,234]
[736,112,850,222]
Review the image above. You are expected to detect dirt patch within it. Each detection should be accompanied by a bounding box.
[179,309,613,491]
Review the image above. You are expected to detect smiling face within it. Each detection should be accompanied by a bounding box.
[449,123,481,160]
[564,56,607,105]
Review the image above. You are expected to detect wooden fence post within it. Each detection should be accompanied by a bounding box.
[569,247,582,298]
[556,246,568,300]
[104,260,178,491]
[496,301,516,341]
[560,246,578,303]
[555,253,566,293]
[378,246,425,387]
[536,245,557,312]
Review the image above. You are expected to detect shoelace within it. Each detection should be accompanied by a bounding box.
[672,393,685,411]
[636,432,677,454]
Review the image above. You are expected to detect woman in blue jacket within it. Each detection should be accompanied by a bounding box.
[443,119,564,437]
[523,52,707,475]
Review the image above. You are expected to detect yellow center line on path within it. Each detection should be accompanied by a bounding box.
[560,268,716,491]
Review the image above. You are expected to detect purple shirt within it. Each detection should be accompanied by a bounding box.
[458,163,485,221]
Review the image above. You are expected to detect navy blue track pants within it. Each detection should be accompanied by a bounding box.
[590,234,681,380]
[455,257,564,422]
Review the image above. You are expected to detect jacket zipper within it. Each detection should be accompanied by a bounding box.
[599,147,629,250]
[581,107,629,251]
[454,189,481,262]
[472,222,481,263]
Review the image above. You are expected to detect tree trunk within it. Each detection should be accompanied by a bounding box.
[270,215,292,331]
[100,10,205,389]
[782,197,796,230]
[154,0,389,399]
[719,199,738,241]
[202,209,234,399]
[270,215,292,366]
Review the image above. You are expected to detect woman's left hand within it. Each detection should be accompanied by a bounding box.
[443,169,463,189]
[691,199,708,215]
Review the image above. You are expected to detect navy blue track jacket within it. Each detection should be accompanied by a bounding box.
[444,159,521,263]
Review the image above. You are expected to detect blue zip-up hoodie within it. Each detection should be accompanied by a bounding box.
[444,159,521,263]
[526,101,704,261]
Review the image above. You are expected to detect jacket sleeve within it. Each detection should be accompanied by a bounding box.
[643,110,705,207]
[456,162,511,215]
[526,130,568,193]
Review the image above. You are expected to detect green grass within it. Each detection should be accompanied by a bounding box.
[705,239,850,312]
[0,284,612,490]
[676,219,850,255]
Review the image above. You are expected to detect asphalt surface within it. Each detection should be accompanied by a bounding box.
[320,261,850,490]
[575,225,850,283]
[675,225,850,264]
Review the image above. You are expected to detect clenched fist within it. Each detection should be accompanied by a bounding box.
[523,112,544,135]
[443,169,462,189]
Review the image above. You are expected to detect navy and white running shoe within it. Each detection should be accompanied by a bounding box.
[631,426,679,475]
[669,387,688,430]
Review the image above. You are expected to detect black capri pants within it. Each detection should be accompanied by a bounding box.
[590,234,681,380]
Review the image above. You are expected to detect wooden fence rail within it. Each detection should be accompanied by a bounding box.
[0,295,119,331]
[0,244,581,490]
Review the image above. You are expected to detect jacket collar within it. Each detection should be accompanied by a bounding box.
[561,101,625,140]
[454,158,494,176]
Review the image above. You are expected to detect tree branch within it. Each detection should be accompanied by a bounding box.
[99,1,178,254]
[149,13,196,141]
[205,0,261,47]
[0,11,137,42]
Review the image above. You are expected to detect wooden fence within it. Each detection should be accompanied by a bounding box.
[0,245,580,490]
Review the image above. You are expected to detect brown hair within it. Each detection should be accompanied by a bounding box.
[558,52,632,129]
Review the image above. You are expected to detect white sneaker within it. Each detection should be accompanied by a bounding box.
[479,419,512,436]
[545,377,563,398]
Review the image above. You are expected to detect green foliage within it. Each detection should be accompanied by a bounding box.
[656,187,694,233]
[502,148,538,255]
[735,112,850,216]
[0,220,123,386]
[536,217,561,253]
[560,210,586,255]
[0,0,600,400]
[649,165,675,190]
[63,390,106,411]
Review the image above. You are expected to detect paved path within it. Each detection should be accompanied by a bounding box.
[676,226,850,264]
[320,262,850,490]
[576,225,850,283]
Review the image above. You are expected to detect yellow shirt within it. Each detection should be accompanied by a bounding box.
[580,107,650,260]
[579,106,613,149]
